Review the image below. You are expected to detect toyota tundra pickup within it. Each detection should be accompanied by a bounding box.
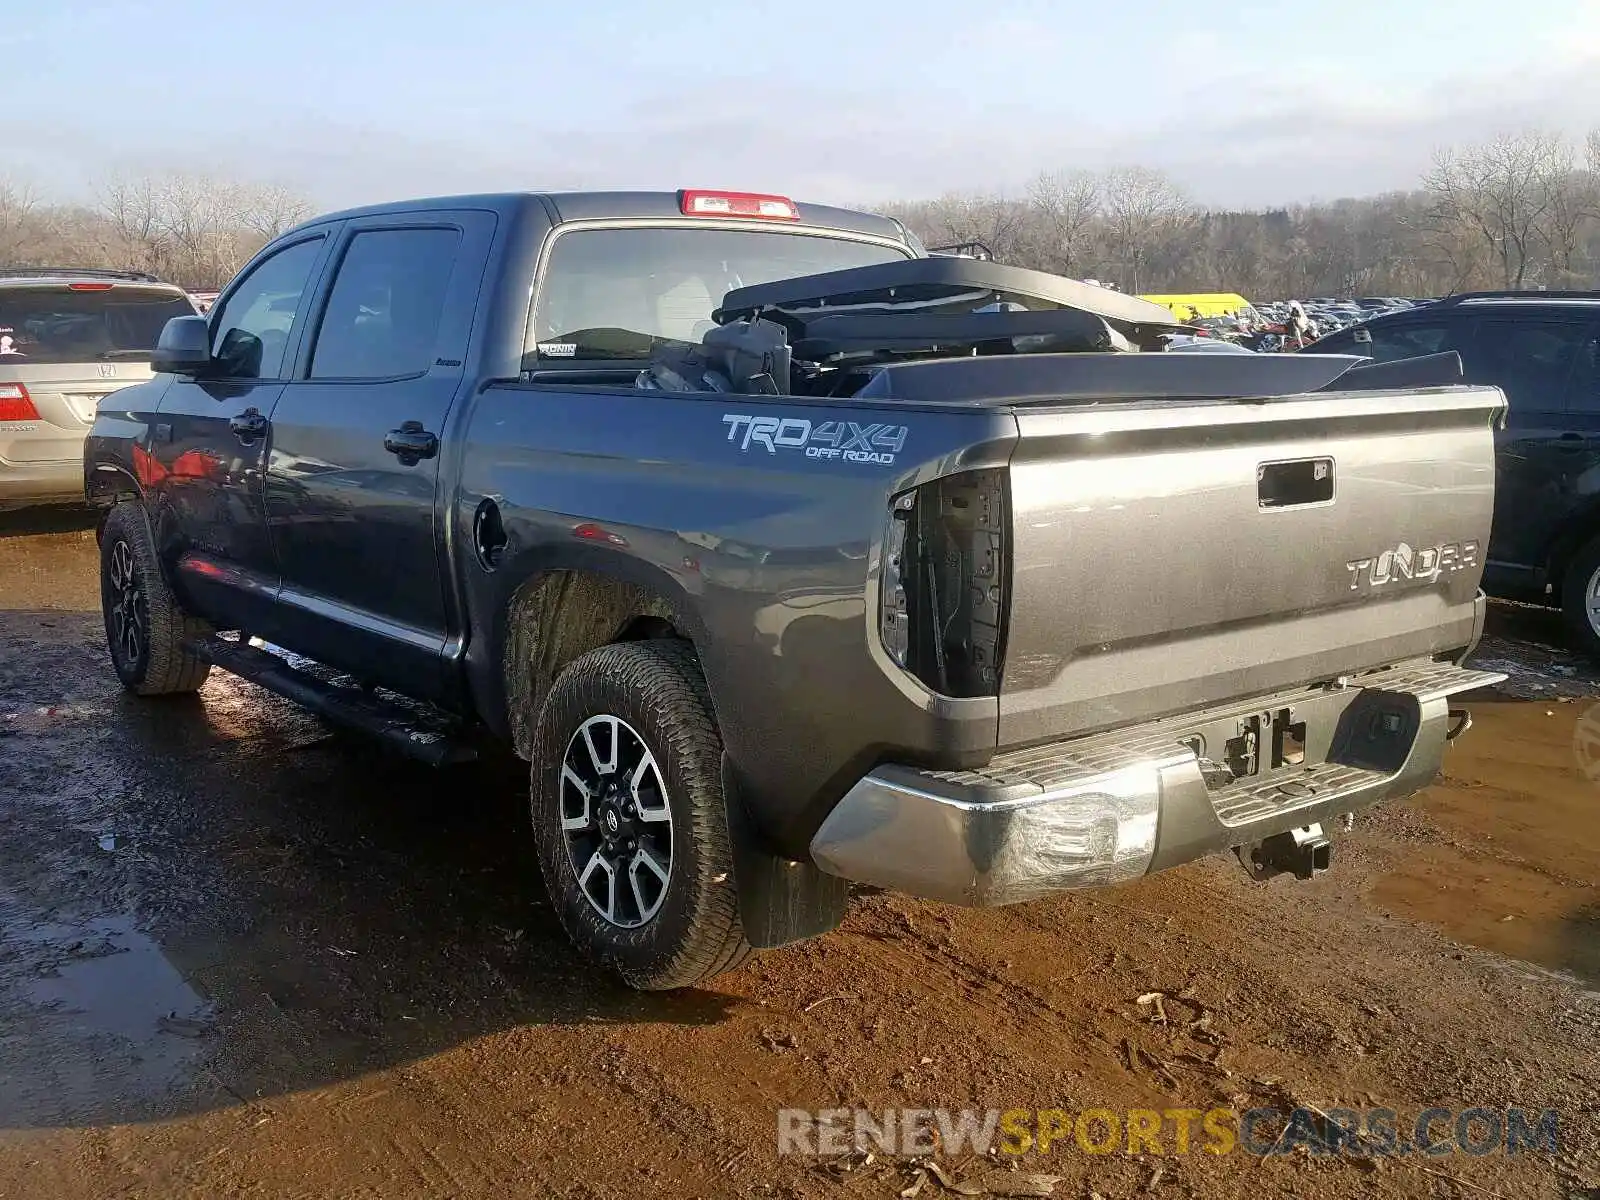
[83,189,1506,990]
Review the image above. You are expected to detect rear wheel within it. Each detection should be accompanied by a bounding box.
[1560,534,1600,660]
[99,502,212,695]
[529,639,751,990]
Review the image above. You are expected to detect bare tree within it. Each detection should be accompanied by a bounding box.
[89,171,313,288]
[236,182,313,240]
[1422,130,1570,288]
[914,191,1031,262]
[0,178,41,265]
[97,173,166,274]
[1024,169,1100,275]
[1536,135,1600,286]
[1098,166,1191,292]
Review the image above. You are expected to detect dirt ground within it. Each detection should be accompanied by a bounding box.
[1,508,1596,1200]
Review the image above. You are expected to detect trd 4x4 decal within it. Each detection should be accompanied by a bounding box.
[721,414,908,466]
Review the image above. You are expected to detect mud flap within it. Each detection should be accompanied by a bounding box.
[721,753,849,949]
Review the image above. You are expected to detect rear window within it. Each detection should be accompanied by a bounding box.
[0,285,195,364]
[529,227,909,364]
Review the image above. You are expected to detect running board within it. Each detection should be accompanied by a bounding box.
[184,635,477,767]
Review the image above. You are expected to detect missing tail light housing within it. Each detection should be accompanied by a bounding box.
[0,383,40,422]
[879,468,1009,697]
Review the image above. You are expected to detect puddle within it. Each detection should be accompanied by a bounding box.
[0,508,100,613]
[1,913,214,1127]
[1369,698,1600,985]
[1370,851,1599,984]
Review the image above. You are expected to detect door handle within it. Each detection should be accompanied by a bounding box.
[229,407,268,443]
[384,420,438,465]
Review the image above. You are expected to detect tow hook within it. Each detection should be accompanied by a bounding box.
[1446,707,1473,742]
[1237,823,1332,882]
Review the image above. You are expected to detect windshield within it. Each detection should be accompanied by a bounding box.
[529,226,910,364]
[0,285,196,364]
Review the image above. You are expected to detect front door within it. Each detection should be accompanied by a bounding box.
[263,214,493,702]
[148,234,331,632]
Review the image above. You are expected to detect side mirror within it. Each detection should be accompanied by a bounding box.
[151,315,214,376]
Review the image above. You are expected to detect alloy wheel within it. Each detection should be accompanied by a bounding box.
[559,714,674,928]
[107,539,147,671]
[1586,565,1600,638]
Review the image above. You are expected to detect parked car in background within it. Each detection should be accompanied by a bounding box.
[1162,333,1256,352]
[1,268,199,509]
[1305,291,1600,654]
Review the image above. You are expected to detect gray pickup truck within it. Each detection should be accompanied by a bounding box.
[84,189,1506,989]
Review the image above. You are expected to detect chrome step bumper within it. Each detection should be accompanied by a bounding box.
[808,660,1505,906]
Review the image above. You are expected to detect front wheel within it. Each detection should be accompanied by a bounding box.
[529,639,751,990]
[99,501,212,695]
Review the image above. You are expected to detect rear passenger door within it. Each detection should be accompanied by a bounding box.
[263,212,495,702]
[1460,314,1600,581]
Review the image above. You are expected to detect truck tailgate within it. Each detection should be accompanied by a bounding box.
[999,385,1504,746]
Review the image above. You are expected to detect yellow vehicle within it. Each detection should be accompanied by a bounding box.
[1139,292,1254,322]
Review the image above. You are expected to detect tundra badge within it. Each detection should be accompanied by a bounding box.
[1344,540,1480,590]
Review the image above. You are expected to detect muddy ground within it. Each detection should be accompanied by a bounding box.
[0,508,1596,1200]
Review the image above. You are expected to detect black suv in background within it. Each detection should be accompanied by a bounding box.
[1306,292,1600,655]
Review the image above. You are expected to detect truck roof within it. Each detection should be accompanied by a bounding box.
[294,190,909,243]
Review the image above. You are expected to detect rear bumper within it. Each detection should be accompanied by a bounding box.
[0,458,85,506]
[809,659,1505,906]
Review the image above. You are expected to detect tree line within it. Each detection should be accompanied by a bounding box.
[880,128,1600,299]
[0,173,311,291]
[2,128,1598,299]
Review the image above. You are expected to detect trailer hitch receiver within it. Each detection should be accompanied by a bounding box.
[1238,823,1332,882]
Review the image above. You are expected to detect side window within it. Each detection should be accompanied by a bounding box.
[1463,318,1590,409]
[1564,328,1600,414]
[1309,329,1356,355]
[309,228,461,380]
[209,237,325,380]
[1352,322,1452,363]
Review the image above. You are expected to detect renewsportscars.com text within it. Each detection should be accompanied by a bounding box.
[777,1106,1562,1159]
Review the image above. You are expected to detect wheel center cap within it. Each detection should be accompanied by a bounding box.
[602,808,621,835]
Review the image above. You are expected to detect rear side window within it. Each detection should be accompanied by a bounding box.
[529,227,909,364]
[1463,318,1592,408]
[1351,322,1453,363]
[1561,329,1600,413]
[0,285,195,364]
[310,228,462,380]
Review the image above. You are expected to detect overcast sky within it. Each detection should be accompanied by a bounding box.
[8,0,1599,212]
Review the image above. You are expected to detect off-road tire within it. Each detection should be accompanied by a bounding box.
[1561,533,1600,661]
[530,639,752,990]
[100,501,212,695]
